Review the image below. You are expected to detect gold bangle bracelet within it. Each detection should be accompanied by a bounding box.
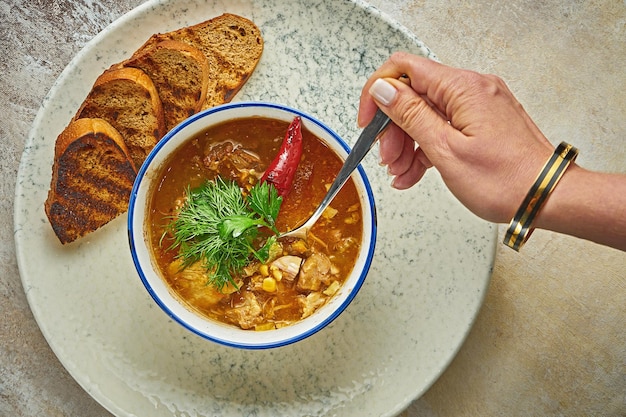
[503,141,579,251]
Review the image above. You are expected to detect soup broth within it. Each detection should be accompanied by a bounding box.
[147,117,363,330]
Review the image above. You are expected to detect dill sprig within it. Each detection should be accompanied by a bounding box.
[165,177,283,291]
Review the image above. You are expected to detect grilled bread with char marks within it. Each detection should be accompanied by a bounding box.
[121,40,211,131]
[45,118,137,244]
[75,67,166,168]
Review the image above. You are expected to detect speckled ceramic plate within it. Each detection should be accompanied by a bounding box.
[14,0,496,416]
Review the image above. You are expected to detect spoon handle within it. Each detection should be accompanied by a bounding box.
[292,109,391,235]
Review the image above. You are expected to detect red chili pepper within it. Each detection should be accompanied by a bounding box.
[261,116,303,196]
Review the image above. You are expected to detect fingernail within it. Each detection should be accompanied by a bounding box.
[369,78,397,106]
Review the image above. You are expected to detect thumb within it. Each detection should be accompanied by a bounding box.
[369,78,460,164]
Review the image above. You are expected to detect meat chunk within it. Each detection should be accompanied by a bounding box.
[299,292,327,319]
[229,148,261,171]
[167,260,233,306]
[202,141,261,178]
[296,252,333,292]
[270,255,303,282]
[225,291,263,329]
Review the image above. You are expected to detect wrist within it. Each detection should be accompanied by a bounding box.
[534,163,626,250]
[533,162,582,232]
[503,142,578,251]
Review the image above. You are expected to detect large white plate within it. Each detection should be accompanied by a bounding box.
[14,0,496,416]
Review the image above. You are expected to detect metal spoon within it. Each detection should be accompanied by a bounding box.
[280,109,391,239]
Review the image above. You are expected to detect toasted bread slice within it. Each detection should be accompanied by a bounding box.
[45,118,137,244]
[75,67,166,168]
[141,13,263,109]
[122,40,211,131]
[45,14,263,244]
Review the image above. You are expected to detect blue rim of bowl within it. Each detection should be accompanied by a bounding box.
[128,101,377,349]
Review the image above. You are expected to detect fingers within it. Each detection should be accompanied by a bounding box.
[358,54,462,190]
[358,55,465,161]
[378,123,409,166]
[358,52,562,222]
[378,124,432,189]
[389,147,430,190]
[371,77,461,166]
[358,52,455,127]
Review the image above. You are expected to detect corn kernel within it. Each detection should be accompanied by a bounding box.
[262,277,277,292]
[259,264,269,276]
[271,268,283,281]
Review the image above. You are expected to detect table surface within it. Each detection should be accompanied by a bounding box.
[2,1,625,416]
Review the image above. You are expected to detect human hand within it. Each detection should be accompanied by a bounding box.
[358,52,556,224]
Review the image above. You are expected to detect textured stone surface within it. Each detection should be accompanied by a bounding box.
[2,0,625,416]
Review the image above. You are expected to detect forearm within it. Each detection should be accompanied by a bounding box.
[536,164,626,251]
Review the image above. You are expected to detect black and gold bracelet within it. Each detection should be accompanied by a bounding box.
[503,142,579,251]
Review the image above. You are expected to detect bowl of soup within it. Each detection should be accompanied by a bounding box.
[128,102,376,349]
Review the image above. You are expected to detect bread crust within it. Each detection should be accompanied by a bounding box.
[53,118,132,161]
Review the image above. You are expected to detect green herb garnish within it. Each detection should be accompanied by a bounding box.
[165,177,283,291]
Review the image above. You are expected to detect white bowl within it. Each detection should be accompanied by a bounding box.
[128,102,377,349]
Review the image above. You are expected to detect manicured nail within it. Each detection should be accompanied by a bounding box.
[369,78,397,106]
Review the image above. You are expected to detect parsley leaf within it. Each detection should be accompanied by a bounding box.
[247,180,283,233]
